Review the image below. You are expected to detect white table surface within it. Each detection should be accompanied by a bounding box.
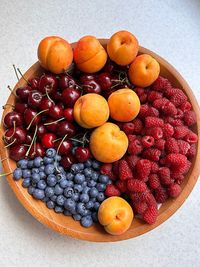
[0,0,200,266]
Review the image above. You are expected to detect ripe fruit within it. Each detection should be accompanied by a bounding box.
[97,72,112,91]
[62,88,81,108]
[63,108,74,122]
[55,140,72,155]
[9,145,28,161]
[57,121,76,137]
[39,74,58,94]
[16,86,32,101]
[24,108,41,126]
[59,74,76,90]
[28,90,43,108]
[4,127,27,145]
[82,80,101,94]
[4,111,23,128]
[75,147,91,162]
[42,133,57,148]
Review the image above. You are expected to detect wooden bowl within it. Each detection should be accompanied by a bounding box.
[0,39,200,242]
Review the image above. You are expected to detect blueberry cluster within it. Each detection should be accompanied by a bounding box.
[13,148,111,228]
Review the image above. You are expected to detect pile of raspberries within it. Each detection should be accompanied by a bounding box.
[100,76,197,225]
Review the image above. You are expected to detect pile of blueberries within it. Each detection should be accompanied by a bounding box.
[13,148,111,227]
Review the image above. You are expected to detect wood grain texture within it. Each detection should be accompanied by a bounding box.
[0,39,200,242]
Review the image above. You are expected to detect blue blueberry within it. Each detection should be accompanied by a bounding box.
[86,201,94,209]
[65,180,74,188]
[98,175,109,184]
[74,173,85,184]
[39,171,46,179]
[54,184,63,195]
[22,178,31,188]
[89,187,98,198]
[80,193,89,203]
[73,214,81,221]
[45,164,55,175]
[81,215,93,228]
[54,206,64,213]
[93,202,100,211]
[76,202,87,216]
[33,189,45,200]
[64,210,72,216]
[28,186,35,195]
[27,160,34,169]
[56,173,66,181]
[59,179,69,189]
[90,197,96,203]
[17,159,28,169]
[83,168,93,178]
[46,148,57,158]
[45,186,55,197]
[66,172,74,181]
[56,195,65,206]
[31,173,40,183]
[31,181,37,188]
[33,157,43,167]
[64,187,74,198]
[82,181,87,187]
[92,160,101,170]
[72,193,79,202]
[96,183,106,192]
[13,168,22,181]
[37,180,47,190]
[97,192,105,202]
[50,195,57,202]
[87,180,96,187]
[74,184,83,193]
[39,166,45,173]
[43,156,54,165]
[42,196,49,203]
[77,163,84,170]
[91,171,99,181]
[46,200,55,209]
[32,168,40,174]
[54,154,61,161]
[84,159,92,168]
[47,174,57,186]
[92,212,98,223]
[71,164,81,174]
[82,186,90,194]
[64,199,76,212]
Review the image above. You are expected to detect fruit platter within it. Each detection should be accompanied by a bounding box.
[0,31,199,242]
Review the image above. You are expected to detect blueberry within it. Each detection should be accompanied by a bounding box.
[76,202,87,216]
[13,168,22,181]
[22,178,31,188]
[50,195,57,202]
[46,200,55,209]
[89,187,98,198]
[87,180,96,187]
[45,164,55,175]
[98,175,109,184]
[71,147,77,155]
[92,160,101,170]
[56,195,65,206]
[73,214,81,221]
[74,173,85,184]
[33,189,45,200]
[66,172,74,181]
[27,160,34,169]
[42,196,49,202]
[84,168,93,178]
[37,180,47,190]
[77,163,84,170]
[82,181,87,187]
[28,186,35,195]
[46,148,56,158]
[64,187,74,198]
[64,210,72,216]
[33,157,43,167]
[84,159,92,168]
[72,193,79,202]
[17,159,28,169]
[92,212,98,222]
[45,186,55,197]
[54,184,63,195]
[94,202,100,211]
[32,168,40,174]
[59,179,68,189]
[92,171,99,181]
[56,173,66,182]
[81,215,93,228]
[90,197,96,203]
[64,198,76,212]
[80,193,89,203]
[71,164,81,174]
[65,180,74,188]
[82,186,90,194]
[74,184,83,193]
[97,192,105,202]
[54,206,63,213]
[96,183,106,192]
[54,154,61,161]
[47,174,57,186]
[40,165,45,171]
[56,166,65,174]
[39,171,46,179]
[86,201,94,209]
[43,156,54,165]
[31,173,40,183]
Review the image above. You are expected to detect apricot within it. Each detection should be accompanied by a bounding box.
[73,94,109,129]
[128,54,160,87]
[107,30,139,66]
[90,122,128,163]
[108,88,140,122]
[37,36,73,74]
[73,36,107,73]
[98,197,134,235]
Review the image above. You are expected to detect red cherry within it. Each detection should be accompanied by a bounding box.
[28,90,43,108]
[44,118,59,132]
[57,121,76,137]
[57,102,65,110]
[39,74,58,94]
[24,108,41,126]
[29,142,45,158]
[103,61,115,73]
[62,88,81,107]
[59,74,76,90]
[97,72,112,91]
[80,74,96,84]
[103,88,116,99]
[16,86,32,102]
[28,77,40,89]
[26,134,33,145]
[63,108,74,122]
[55,140,72,155]
[51,90,63,102]
[15,102,28,114]
[39,97,53,113]
[83,80,101,94]
[4,111,23,128]
[9,145,28,161]
[60,154,76,169]
[75,147,91,162]
[4,126,27,145]
[49,105,63,119]
[41,133,56,148]
[36,124,47,139]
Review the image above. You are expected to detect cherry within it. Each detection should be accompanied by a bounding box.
[57,121,76,137]
[39,74,58,94]
[97,72,112,91]
[28,90,43,108]
[60,154,76,169]
[24,108,41,127]
[29,142,45,158]
[55,140,72,155]
[39,97,53,113]
[62,88,81,107]
[15,102,28,114]
[57,102,65,110]
[49,105,63,119]
[42,133,56,148]
[9,145,28,161]
[80,74,96,84]
[4,126,27,145]
[103,61,115,73]
[36,124,47,139]
[75,147,91,162]
[26,134,33,145]
[16,86,32,102]
[44,118,59,132]
[103,88,116,99]
[83,80,101,94]
[51,90,63,102]
[59,74,76,90]
[28,77,39,89]
[63,108,74,122]
[4,111,23,128]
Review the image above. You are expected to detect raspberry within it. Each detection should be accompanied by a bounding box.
[146,127,163,140]
[174,109,184,119]
[133,201,148,215]
[183,111,196,126]
[165,138,179,154]
[127,179,147,192]
[100,163,116,180]
[152,76,171,91]
[154,186,168,203]
[148,91,163,102]
[128,139,143,155]
[180,101,192,112]
[127,134,137,143]
[186,144,196,158]
[168,183,182,198]
[129,191,149,203]
[165,154,188,175]
[144,192,157,207]
[162,123,174,138]
[174,174,184,185]
[173,126,189,139]
[177,140,190,155]
[147,106,159,117]
[148,174,160,189]
[151,162,159,173]
[143,206,158,224]
[139,93,148,103]
[119,160,133,180]
[162,102,177,116]
[136,159,151,182]
[122,122,135,135]
[154,139,166,150]
[125,155,140,169]
[165,87,180,97]
[165,117,184,127]
[139,104,149,118]
[105,184,121,197]
[115,180,127,193]
[184,131,198,144]
[170,90,187,107]
[153,98,169,109]
[143,148,161,161]
[132,118,143,133]
[112,161,119,176]
[141,136,155,148]
[115,122,123,129]
[145,117,164,128]
[134,87,145,97]
[158,167,172,185]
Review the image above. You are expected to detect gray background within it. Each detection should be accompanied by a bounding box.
[0,0,200,266]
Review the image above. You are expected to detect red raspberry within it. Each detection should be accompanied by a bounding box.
[134,87,145,97]
[158,167,172,185]
[180,101,192,112]
[170,90,187,107]
[173,126,189,139]
[139,104,149,118]
[154,186,168,203]
[184,131,198,144]
[143,148,161,161]
[133,201,148,215]
[168,183,182,198]
[177,140,190,155]
[153,98,169,109]
[152,76,171,91]
[165,117,184,126]
[125,155,140,169]
[174,109,184,119]
[141,136,155,148]
[146,127,163,140]
[145,117,164,128]
[154,139,166,150]
[148,174,160,189]
[186,144,196,158]
[183,111,196,126]
[147,106,159,117]
[164,87,180,97]
[165,154,188,175]
[115,122,123,129]
[128,139,143,155]
[119,160,133,180]
[144,192,157,207]
[122,122,135,135]
[165,138,179,154]
[127,134,137,143]
[127,179,147,192]
[174,174,184,185]
[162,102,177,116]
[112,161,119,176]
[162,123,174,138]
[136,159,151,181]
[132,118,143,133]
[100,163,116,181]
[105,184,120,197]
[148,91,163,102]
[115,180,127,193]
[151,162,159,173]
[139,93,148,103]
[143,206,158,224]
[129,191,149,203]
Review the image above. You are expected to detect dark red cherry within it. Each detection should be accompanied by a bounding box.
[75,147,91,162]
[55,140,72,156]
[60,154,76,169]
[26,134,33,145]
[38,74,58,94]
[9,145,28,161]
[97,72,112,91]
[103,61,115,73]
[4,111,23,128]
[41,133,56,148]
[4,126,27,145]
[16,86,32,102]
[28,77,40,89]
[28,90,43,108]
[59,74,76,90]
[80,74,96,84]
[49,105,63,119]
[36,124,47,139]
[44,118,59,132]
[51,90,63,102]
[62,88,81,107]
[57,121,76,137]
[15,102,28,114]
[63,108,74,122]
[83,80,101,94]
[39,97,53,113]
[57,102,65,110]
[24,108,41,126]
[29,142,45,158]
[103,88,116,99]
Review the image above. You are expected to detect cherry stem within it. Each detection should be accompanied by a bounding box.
[69,138,84,144]
[45,88,54,103]
[6,121,16,140]
[17,68,31,85]
[7,85,16,96]
[2,103,15,110]
[52,137,62,143]
[0,172,13,177]
[55,134,68,173]
[4,138,16,148]
[26,109,49,130]
[44,117,65,126]
[25,125,38,157]
[23,144,30,147]
[13,64,20,81]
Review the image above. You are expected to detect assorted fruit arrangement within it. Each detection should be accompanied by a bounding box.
[2,30,198,236]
